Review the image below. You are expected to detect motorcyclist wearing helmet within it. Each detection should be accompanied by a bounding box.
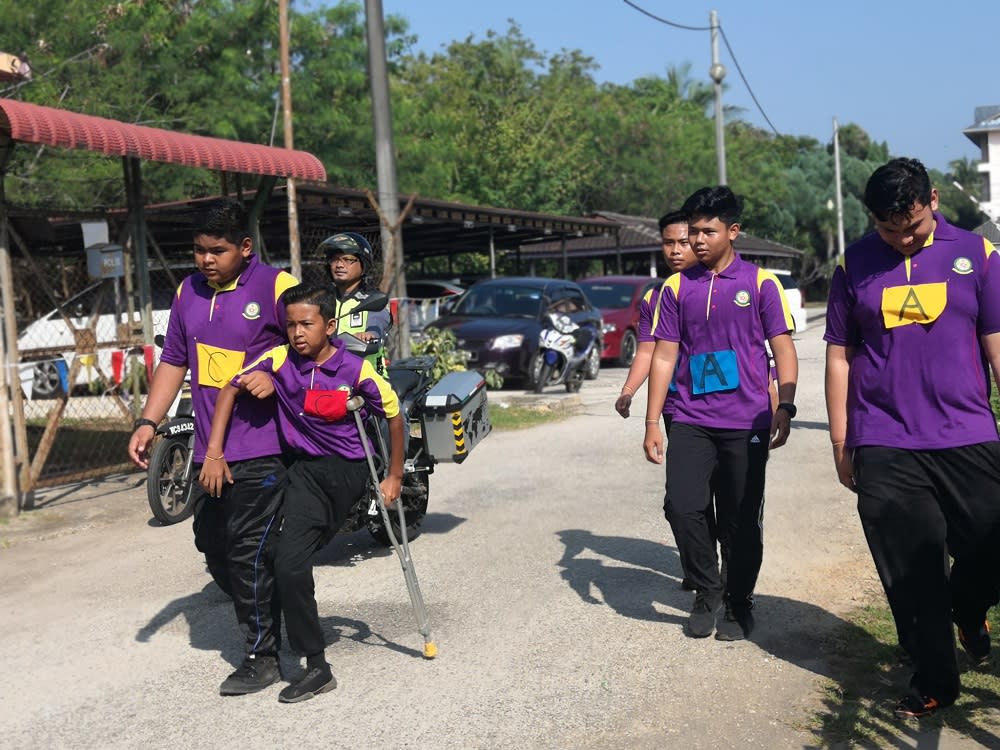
[319,232,391,374]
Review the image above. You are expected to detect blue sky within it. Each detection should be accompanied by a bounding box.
[380,0,998,174]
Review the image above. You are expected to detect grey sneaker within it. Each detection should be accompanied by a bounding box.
[219,654,281,696]
[687,592,721,638]
[715,602,754,641]
[278,665,337,703]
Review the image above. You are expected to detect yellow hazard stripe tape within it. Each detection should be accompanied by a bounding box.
[452,411,467,453]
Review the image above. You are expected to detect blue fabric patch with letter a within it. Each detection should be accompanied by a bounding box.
[689,350,739,395]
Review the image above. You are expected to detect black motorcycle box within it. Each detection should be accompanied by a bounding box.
[421,371,491,463]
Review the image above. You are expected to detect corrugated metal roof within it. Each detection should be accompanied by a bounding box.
[974,220,1000,243]
[0,98,326,181]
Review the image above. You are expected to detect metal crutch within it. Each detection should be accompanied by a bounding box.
[348,396,437,659]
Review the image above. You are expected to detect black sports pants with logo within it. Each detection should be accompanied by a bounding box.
[192,455,287,657]
[854,442,1000,703]
[665,422,769,606]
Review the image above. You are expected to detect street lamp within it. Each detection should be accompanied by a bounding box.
[709,10,727,185]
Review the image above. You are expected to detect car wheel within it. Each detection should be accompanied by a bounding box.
[584,344,601,380]
[31,359,66,399]
[618,330,638,367]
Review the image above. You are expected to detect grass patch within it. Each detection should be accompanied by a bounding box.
[811,604,1000,747]
[489,404,574,430]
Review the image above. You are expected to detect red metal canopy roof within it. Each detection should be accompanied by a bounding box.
[0,98,326,182]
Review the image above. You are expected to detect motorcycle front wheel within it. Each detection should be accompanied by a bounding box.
[147,435,196,525]
[368,471,430,547]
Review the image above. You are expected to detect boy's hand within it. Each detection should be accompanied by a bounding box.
[128,425,155,469]
[380,474,402,508]
[615,392,632,418]
[199,457,233,497]
[769,409,791,449]
[237,371,275,399]
[832,443,856,492]
[643,423,664,464]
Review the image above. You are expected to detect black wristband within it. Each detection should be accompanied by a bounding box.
[777,402,797,419]
[132,417,159,431]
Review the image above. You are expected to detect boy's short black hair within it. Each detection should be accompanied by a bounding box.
[281,284,337,321]
[681,186,743,226]
[192,198,251,245]
[658,210,687,232]
[863,157,933,222]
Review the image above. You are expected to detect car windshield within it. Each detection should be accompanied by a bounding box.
[451,284,543,318]
[772,274,798,290]
[579,282,637,309]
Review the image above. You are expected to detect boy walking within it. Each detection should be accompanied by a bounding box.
[201,284,404,703]
[825,157,1000,717]
[127,198,297,695]
[643,187,798,641]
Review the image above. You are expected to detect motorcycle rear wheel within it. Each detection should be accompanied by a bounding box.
[532,362,553,394]
[205,553,233,596]
[147,435,196,525]
[368,471,430,546]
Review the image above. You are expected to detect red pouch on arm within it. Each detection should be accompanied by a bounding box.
[303,389,349,422]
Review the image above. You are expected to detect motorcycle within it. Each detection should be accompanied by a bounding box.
[531,311,600,394]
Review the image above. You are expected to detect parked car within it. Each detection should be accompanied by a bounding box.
[403,279,465,335]
[765,269,808,333]
[18,277,177,399]
[427,277,603,386]
[578,276,664,366]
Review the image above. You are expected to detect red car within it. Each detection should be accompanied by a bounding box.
[578,276,664,366]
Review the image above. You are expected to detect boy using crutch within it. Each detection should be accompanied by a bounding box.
[200,284,404,702]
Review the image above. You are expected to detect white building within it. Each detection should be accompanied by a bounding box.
[963,105,1000,223]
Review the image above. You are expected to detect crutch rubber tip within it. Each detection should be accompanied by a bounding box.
[422,642,438,659]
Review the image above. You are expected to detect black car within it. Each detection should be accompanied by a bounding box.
[428,277,603,387]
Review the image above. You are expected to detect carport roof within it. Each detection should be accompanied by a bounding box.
[0,98,326,181]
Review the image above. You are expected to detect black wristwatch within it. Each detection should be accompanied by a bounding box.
[777,402,797,419]
[133,417,159,432]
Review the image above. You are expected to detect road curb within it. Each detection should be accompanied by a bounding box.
[490,391,583,414]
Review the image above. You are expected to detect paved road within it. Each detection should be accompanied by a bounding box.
[0,311,990,749]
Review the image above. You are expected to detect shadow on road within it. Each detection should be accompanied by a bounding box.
[555,529,1000,749]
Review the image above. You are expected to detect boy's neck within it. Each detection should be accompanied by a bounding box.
[705,248,736,275]
[310,343,337,366]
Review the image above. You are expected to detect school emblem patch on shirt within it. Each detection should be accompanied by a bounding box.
[733,290,751,308]
[952,257,973,275]
[242,302,261,320]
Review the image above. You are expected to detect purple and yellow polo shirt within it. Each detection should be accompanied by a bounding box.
[653,255,793,430]
[160,254,298,462]
[238,343,399,460]
[641,283,677,419]
[824,213,1000,450]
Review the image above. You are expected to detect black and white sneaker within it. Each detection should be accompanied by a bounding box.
[278,665,337,703]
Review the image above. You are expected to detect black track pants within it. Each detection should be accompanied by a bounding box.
[192,455,286,656]
[665,422,769,605]
[274,454,369,658]
[854,443,1000,703]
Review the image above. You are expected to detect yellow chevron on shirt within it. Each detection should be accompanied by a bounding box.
[881,282,947,329]
[756,269,794,332]
[196,342,246,388]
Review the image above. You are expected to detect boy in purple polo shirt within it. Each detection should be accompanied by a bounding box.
[643,186,799,641]
[825,157,1000,719]
[127,198,297,696]
[201,284,404,703]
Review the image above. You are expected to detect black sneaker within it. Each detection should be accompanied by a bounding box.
[219,654,281,696]
[958,621,991,668]
[278,665,337,703]
[687,592,720,638]
[715,602,755,641]
[893,693,941,719]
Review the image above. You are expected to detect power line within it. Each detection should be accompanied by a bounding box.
[622,1,781,136]
[718,27,779,136]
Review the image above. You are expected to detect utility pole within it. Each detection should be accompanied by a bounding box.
[279,0,302,278]
[832,117,846,258]
[709,10,727,186]
[365,0,410,357]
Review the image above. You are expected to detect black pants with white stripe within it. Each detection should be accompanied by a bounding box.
[192,455,286,657]
[665,423,769,606]
[854,443,1000,703]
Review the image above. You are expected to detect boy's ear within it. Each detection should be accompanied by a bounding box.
[727,222,741,242]
[325,317,338,336]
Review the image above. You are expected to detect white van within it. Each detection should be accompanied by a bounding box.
[765,268,808,334]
